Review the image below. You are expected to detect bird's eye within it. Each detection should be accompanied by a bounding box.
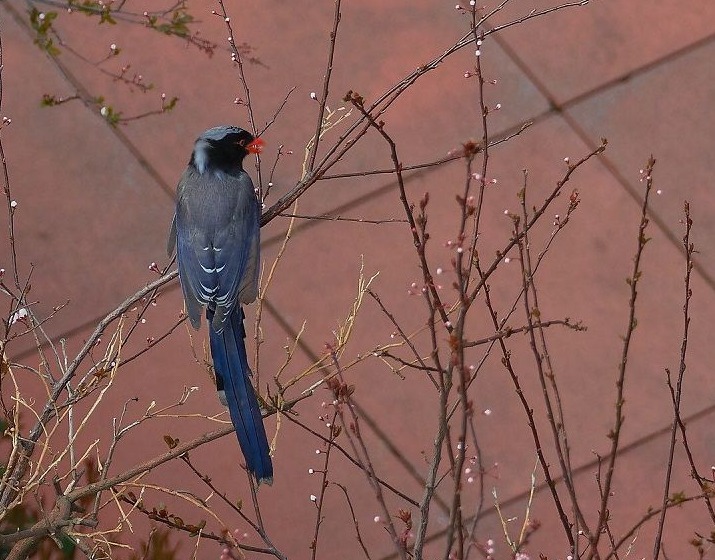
[237,139,247,147]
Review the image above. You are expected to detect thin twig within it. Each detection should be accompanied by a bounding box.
[332,482,373,560]
[653,200,697,558]
[0,270,179,509]
[310,409,339,560]
[277,213,406,224]
[590,157,656,558]
[305,0,342,174]
[517,174,590,546]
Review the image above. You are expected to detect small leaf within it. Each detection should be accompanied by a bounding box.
[28,8,61,56]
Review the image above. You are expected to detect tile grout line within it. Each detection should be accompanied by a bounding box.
[259,297,451,513]
[12,159,451,360]
[558,30,715,113]
[263,159,454,246]
[1,1,178,201]
[492,29,715,291]
[376,400,715,560]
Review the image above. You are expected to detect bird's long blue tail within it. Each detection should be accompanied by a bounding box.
[207,306,273,485]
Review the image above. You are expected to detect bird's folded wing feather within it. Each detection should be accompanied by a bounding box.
[173,169,260,330]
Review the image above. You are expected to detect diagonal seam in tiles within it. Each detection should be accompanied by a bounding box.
[493,28,715,293]
[375,400,715,560]
[2,1,177,201]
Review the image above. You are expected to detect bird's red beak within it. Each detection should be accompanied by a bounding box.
[247,138,265,154]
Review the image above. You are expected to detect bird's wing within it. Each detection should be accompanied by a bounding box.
[174,169,259,330]
[238,224,260,304]
[174,216,211,329]
[210,173,260,327]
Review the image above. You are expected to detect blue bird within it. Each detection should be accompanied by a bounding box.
[168,125,273,485]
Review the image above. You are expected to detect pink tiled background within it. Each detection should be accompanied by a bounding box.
[2,1,715,558]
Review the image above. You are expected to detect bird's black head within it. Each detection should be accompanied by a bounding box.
[190,125,264,174]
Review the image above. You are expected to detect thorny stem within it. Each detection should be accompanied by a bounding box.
[217,0,255,134]
[181,455,287,559]
[187,456,260,526]
[120,258,175,355]
[670,391,715,523]
[278,213,406,225]
[442,18,490,556]
[464,319,584,347]
[442,118,483,560]
[320,153,463,180]
[465,20,489,293]
[117,490,279,557]
[318,124,529,182]
[367,288,437,389]
[259,119,372,225]
[463,416,486,560]
[119,315,185,367]
[258,87,297,137]
[412,258,449,560]
[604,492,708,560]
